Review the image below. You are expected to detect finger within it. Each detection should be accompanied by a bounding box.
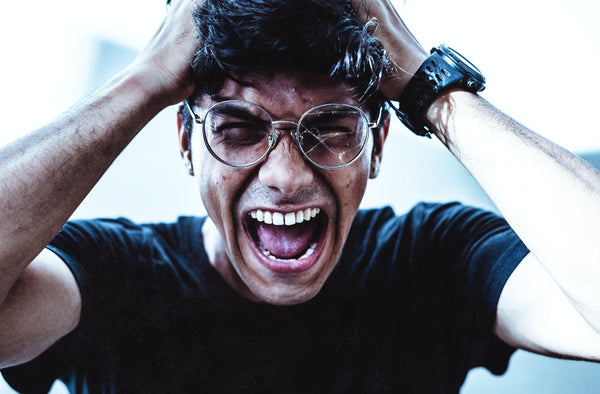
[351,0,427,99]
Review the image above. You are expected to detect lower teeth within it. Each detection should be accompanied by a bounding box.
[258,241,317,262]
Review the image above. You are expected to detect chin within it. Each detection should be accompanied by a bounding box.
[251,283,323,306]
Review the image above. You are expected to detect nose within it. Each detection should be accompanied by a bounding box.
[258,125,314,194]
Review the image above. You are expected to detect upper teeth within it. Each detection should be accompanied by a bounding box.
[249,208,321,226]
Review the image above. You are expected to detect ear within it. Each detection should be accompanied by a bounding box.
[177,108,194,176]
[369,112,390,179]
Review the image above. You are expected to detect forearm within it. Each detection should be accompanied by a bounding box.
[0,66,164,303]
[0,0,199,306]
[428,90,600,330]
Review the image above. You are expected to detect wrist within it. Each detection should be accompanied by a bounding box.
[393,45,486,137]
[86,66,175,135]
[382,51,427,100]
[120,62,194,113]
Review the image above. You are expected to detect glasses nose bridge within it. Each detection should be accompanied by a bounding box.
[270,119,302,147]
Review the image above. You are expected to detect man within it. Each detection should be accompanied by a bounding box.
[0,0,599,392]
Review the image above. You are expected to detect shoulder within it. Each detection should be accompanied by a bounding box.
[346,202,492,252]
[46,216,210,314]
[50,216,206,254]
[336,202,526,286]
[334,203,466,283]
[350,201,494,240]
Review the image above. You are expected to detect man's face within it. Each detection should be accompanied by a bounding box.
[179,72,387,305]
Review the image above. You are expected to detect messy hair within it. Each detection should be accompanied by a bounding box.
[179,0,390,140]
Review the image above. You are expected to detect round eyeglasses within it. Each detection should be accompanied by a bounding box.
[184,99,381,169]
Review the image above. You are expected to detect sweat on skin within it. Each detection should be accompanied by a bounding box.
[180,72,387,305]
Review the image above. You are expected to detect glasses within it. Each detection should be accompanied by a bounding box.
[184,99,381,169]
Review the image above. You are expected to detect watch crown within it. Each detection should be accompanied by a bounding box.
[467,80,478,89]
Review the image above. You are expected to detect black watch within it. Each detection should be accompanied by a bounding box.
[394,44,486,137]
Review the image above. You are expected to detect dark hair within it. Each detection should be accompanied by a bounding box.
[180,0,390,144]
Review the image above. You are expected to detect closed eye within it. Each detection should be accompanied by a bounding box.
[213,122,269,146]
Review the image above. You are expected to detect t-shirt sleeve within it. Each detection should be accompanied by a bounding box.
[412,202,529,375]
[336,202,529,388]
[1,218,156,393]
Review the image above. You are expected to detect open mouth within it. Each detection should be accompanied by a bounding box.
[243,207,327,273]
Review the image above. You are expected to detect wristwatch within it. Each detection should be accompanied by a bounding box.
[394,45,486,137]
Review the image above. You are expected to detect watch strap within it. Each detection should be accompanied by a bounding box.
[396,45,485,137]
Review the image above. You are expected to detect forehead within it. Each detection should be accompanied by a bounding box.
[195,72,363,118]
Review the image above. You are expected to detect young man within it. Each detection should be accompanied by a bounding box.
[1,0,599,392]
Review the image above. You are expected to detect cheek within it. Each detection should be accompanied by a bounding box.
[340,179,360,210]
[328,168,368,253]
[345,175,368,211]
[198,164,231,215]
[326,163,370,233]
[191,133,232,216]
[196,157,251,239]
[341,155,371,210]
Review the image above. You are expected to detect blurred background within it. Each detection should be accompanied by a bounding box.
[1,0,599,392]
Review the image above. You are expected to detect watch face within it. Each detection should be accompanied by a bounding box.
[438,45,486,89]
[446,46,482,74]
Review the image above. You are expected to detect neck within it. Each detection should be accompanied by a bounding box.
[202,218,261,302]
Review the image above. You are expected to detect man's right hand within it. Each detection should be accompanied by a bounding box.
[128,0,203,108]
[350,0,427,101]
[0,0,203,369]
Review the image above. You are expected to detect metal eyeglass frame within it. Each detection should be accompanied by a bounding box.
[184,99,382,170]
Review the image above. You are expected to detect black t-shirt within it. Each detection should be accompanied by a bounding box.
[2,202,529,393]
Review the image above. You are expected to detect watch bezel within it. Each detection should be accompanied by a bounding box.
[434,45,486,92]
[396,44,487,137]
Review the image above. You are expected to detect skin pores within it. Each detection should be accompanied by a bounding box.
[179,72,386,305]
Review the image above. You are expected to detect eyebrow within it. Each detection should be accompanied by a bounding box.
[303,107,358,123]
[215,104,270,125]
[209,94,232,102]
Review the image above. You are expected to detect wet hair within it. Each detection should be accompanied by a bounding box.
[178,0,390,144]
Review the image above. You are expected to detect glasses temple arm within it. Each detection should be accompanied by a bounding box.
[368,106,384,129]
[183,100,203,124]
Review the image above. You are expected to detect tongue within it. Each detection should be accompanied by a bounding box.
[256,221,316,259]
